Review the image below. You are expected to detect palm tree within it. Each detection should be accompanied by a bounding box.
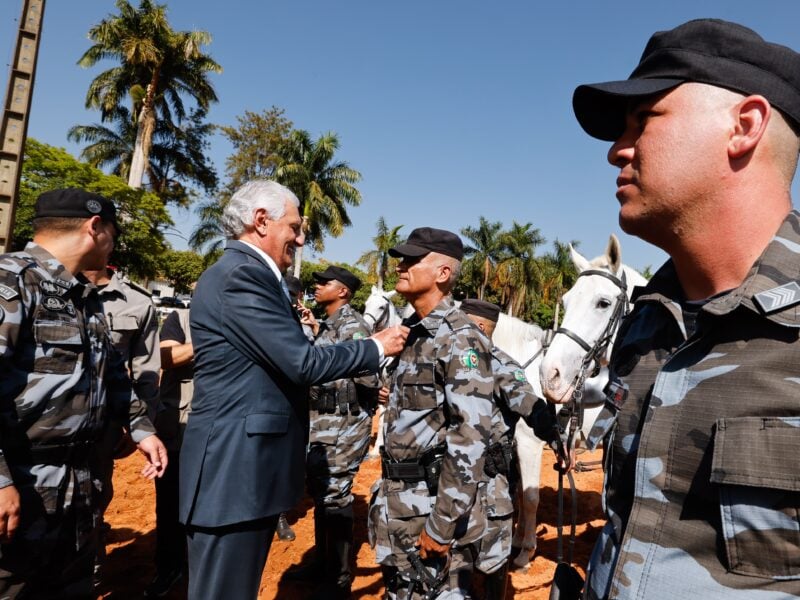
[78,0,221,189]
[68,107,217,207]
[461,217,504,300]
[274,130,362,276]
[189,196,225,266]
[493,222,545,317]
[357,217,404,289]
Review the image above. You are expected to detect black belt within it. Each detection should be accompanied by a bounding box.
[4,440,94,466]
[380,444,446,483]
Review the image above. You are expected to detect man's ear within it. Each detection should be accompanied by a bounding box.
[87,215,103,238]
[253,208,269,235]
[729,95,770,159]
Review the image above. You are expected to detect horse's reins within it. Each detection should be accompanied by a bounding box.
[551,269,630,593]
[365,295,392,332]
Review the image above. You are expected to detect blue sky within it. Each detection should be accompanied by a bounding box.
[4,1,800,273]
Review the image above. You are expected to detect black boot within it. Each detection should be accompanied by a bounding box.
[283,506,326,582]
[310,504,354,599]
[276,512,296,541]
[483,562,509,600]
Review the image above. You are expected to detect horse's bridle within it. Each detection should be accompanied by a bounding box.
[364,295,393,331]
[553,269,629,381]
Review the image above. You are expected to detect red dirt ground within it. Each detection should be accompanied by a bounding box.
[96,447,604,599]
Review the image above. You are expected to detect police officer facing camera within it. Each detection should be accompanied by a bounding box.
[368,228,495,599]
[284,264,380,599]
[0,188,167,597]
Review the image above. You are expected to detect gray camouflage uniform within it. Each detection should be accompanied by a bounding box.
[0,243,154,597]
[369,296,494,598]
[583,211,800,599]
[475,344,541,575]
[307,302,380,508]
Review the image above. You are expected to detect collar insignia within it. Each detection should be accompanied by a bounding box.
[754,281,800,314]
[513,369,527,382]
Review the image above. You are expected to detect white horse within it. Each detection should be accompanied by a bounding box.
[362,286,414,456]
[540,235,648,405]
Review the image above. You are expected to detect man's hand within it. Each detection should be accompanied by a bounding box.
[0,485,20,542]
[371,325,409,356]
[137,434,169,479]
[378,385,390,404]
[417,528,450,559]
[298,304,320,336]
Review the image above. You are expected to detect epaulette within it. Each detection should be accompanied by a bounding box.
[443,306,475,332]
[0,253,37,276]
[123,279,152,297]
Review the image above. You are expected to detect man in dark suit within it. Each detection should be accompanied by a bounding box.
[179,180,408,599]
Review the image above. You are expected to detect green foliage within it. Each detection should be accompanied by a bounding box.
[18,138,171,280]
[160,249,204,293]
[356,216,404,290]
[218,107,293,199]
[78,0,221,191]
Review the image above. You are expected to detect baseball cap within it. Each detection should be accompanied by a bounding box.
[312,265,362,294]
[35,188,121,233]
[573,19,800,141]
[389,227,464,261]
[460,298,501,323]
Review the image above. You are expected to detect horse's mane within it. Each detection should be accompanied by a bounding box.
[492,312,546,365]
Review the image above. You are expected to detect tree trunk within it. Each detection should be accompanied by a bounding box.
[292,215,310,278]
[128,72,159,189]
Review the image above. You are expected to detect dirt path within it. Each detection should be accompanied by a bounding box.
[97,448,604,599]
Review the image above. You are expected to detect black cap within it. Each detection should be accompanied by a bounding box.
[312,265,362,294]
[389,227,464,261]
[35,188,121,233]
[573,19,800,141]
[284,275,303,297]
[460,298,501,323]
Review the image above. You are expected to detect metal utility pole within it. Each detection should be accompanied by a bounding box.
[0,0,46,252]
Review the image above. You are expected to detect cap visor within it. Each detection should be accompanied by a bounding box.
[388,244,431,258]
[573,78,684,141]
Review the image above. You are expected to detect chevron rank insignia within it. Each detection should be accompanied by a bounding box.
[754,281,800,314]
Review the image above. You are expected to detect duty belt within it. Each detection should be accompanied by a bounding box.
[4,440,94,466]
[380,443,447,490]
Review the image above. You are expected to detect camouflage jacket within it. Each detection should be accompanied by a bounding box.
[311,303,380,405]
[97,271,160,409]
[489,344,540,438]
[585,211,800,599]
[384,296,494,544]
[0,244,153,504]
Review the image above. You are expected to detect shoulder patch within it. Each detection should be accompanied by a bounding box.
[513,369,527,382]
[352,331,366,340]
[0,283,19,301]
[461,348,480,369]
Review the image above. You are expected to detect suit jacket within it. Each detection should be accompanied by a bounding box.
[179,241,380,527]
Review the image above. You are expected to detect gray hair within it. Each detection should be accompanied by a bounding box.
[221,180,300,239]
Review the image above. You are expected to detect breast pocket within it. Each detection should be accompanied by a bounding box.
[397,363,438,410]
[711,416,800,580]
[33,319,83,374]
[108,315,138,351]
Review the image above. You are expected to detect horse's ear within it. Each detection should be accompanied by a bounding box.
[570,244,591,273]
[605,234,622,274]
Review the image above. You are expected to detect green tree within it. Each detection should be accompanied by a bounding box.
[189,107,294,263]
[493,221,545,317]
[68,106,217,207]
[79,0,221,189]
[275,130,362,276]
[218,107,293,198]
[461,217,504,300]
[356,217,403,290]
[160,249,204,293]
[18,138,171,280]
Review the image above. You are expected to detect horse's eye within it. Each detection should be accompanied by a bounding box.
[596,298,612,309]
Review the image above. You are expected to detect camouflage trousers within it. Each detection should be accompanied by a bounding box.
[474,475,514,574]
[306,407,372,509]
[0,480,97,598]
[368,478,488,598]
